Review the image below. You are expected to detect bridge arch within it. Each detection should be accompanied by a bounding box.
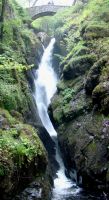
[27,5,69,20]
[32,10,56,20]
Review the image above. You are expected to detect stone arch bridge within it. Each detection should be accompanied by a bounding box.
[27,5,69,20]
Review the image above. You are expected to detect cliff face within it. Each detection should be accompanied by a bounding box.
[0,1,51,199]
[0,0,43,121]
[51,0,109,192]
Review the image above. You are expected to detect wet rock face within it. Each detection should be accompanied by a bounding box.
[57,114,109,191]
[63,55,96,80]
[92,81,109,115]
[37,32,50,48]
[51,76,109,190]
[52,68,109,191]
[14,181,51,200]
[85,56,108,95]
[15,182,43,200]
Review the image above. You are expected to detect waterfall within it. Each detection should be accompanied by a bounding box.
[34,38,80,200]
[34,38,57,137]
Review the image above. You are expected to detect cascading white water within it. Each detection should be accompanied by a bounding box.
[34,38,57,137]
[34,38,80,200]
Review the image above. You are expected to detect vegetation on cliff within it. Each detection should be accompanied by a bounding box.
[0,108,47,199]
[48,0,109,191]
[0,0,50,199]
[1,0,109,197]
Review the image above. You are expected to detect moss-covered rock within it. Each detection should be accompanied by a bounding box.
[50,0,109,193]
[0,65,38,125]
[85,56,108,95]
[92,81,109,114]
[0,0,43,124]
[63,54,96,79]
[57,113,109,190]
[82,21,109,40]
[0,1,51,199]
[52,74,91,124]
[0,108,49,200]
[0,0,43,66]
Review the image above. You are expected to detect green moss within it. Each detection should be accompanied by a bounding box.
[0,108,17,125]
[92,82,109,97]
[87,141,97,152]
[0,0,40,65]
[82,20,109,39]
[63,54,96,79]
[91,79,109,112]
[53,107,63,124]
[61,41,89,64]
[0,55,35,115]
[49,0,109,189]
[0,125,45,165]
[51,95,63,111]
[62,103,72,117]
[0,69,31,114]
[100,65,109,82]
[0,108,46,171]
[57,80,66,91]
[85,56,108,94]
[0,1,48,197]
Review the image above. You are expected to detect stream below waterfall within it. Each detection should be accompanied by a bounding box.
[33,38,106,200]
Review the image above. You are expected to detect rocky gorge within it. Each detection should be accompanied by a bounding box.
[0,0,109,199]
[0,0,52,199]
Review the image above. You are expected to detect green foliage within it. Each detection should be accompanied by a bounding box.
[42,0,109,53]
[32,4,83,36]
[62,88,75,104]
[50,0,109,124]
[0,108,17,125]
[0,55,29,70]
[0,82,23,110]
[0,1,47,195]
[32,16,52,34]
[0,0,39,65]
[60,41,89,65]
[63,54,96,80]
[0,108,45,171]
[10,0,31,22]
[52,88,75,123]
[0,60,32,113]
[0,126,44,165]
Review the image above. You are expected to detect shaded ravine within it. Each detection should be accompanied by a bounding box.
[33,38,81,200]
[13,39,106,200]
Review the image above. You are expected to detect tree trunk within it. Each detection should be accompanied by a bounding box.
[0,0,6,42]
[32,0,38,7]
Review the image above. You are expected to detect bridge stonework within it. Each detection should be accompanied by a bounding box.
[27,5,69,20]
